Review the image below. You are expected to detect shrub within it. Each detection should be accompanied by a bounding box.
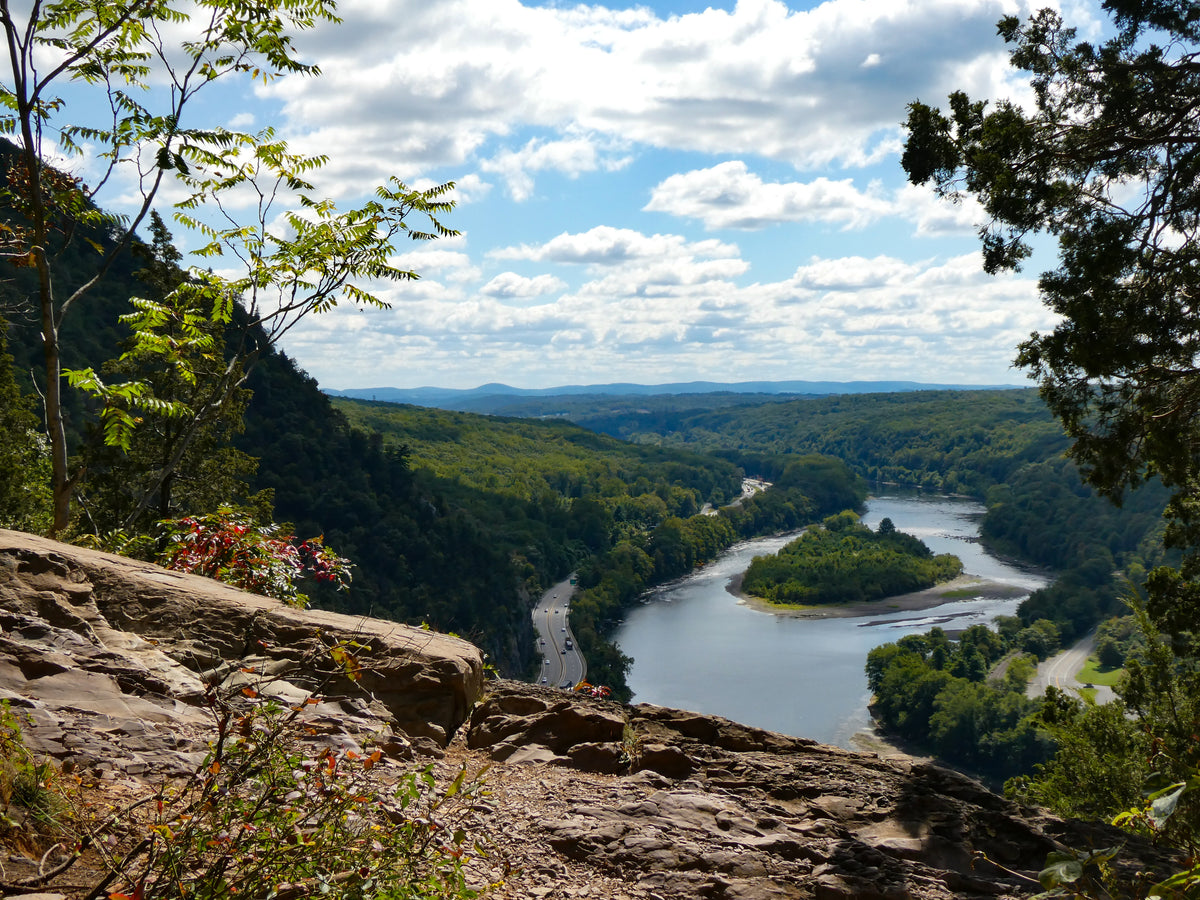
[157,506,352,607]
[0,646,494,899]
[94,694,489,899]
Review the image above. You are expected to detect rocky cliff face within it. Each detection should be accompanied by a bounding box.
[0,531,1160,900]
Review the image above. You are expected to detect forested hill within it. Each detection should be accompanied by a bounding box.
[574,386,1170,645]
[331,397,741,509]
[570,388,1068,498]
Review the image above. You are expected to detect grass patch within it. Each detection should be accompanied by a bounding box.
[1078,656,1123,687]
[1076,686,1098,703]
[938,589,981,599]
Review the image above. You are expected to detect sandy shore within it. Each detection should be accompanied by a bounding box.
[725,572,1028,619]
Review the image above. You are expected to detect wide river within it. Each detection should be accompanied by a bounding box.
[610,493,1049,749]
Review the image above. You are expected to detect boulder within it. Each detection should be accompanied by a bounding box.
[0,529,484,779]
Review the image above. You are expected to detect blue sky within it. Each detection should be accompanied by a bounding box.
[70,0,1107,390]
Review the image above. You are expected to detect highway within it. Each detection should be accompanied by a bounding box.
[531,574,585,688]
[1025,629,1116,703]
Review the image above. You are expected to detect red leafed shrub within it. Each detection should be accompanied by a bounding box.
[158,507,351,607]
[572,681,612,699]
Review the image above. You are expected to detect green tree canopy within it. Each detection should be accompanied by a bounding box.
[0,0,456,535]
[902,1,1200,631]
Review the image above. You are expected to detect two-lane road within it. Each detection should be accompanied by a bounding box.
[1025,629,1116,703]
[531,575,585,688]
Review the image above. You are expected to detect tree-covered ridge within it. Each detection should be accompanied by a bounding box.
[586,388,1067,496]
[742,512,963,606]
[331,397,742,511]
[568,380,1168,639]
[982,457,1170,575]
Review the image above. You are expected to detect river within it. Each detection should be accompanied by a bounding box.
[610,493,1049,749]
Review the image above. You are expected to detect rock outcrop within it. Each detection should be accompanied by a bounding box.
[0,529,484,777]
[464,682,1162,900]
[0,531,1166,900]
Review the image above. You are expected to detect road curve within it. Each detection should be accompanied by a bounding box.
[1025,629,1116,703]
[530,575,585,689]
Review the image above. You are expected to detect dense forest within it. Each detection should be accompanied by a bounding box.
[866,624,1050,781]
[742,511,963,606]
[331,397,742,512]
[567,388,1069,496]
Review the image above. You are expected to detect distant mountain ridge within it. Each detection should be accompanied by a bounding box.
[324,379,1026,410]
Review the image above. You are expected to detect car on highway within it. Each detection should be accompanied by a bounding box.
[541,676,547,683]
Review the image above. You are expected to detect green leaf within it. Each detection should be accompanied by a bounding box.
[1039,851,1084,889]
[1147,782,1187,828]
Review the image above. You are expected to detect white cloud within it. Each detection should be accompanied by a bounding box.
[490,225,741,266]
[261,0,1050,196]
[481,272,567,298]
[445,173,492,204]
[285,228,1052,390]
[644,161,894,230]
[644,162,988,236]
[388,244,481,283]
[895,183,988,236]
[481,134,632,201]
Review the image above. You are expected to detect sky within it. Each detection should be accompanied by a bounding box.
[81,0,1107,390]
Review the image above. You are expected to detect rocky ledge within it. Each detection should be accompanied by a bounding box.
[463,682,1160,900]
[0,531,1163,900]
[0,528,483,772]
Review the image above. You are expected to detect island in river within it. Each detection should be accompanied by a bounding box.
[728,571,1030,619]
[737,512,969,611]
[612,492,1049,749]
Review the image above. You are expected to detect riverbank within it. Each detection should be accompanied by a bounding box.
[726,572,1028,619]
[616,493,1047,749]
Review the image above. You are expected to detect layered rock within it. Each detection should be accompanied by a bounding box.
[0,529,484,779]
[466,682,1168,900]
